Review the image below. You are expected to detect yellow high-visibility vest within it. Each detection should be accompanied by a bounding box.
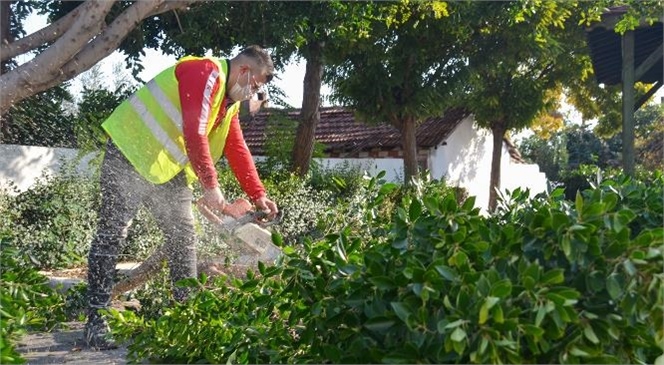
[102,56,240,186]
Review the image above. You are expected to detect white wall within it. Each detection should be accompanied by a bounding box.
[314,158,404,182]
[0,144,98,195]
[428,116,548,213]
[2,120,547,213]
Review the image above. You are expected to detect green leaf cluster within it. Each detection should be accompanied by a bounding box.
[0,241,66,364]
[108,171,663,364]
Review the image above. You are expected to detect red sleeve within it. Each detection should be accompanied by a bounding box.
[176,59,221,190]
[224,113,266,201]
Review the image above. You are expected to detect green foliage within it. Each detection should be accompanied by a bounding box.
[521,103,664,183]
[2,86,76,147]
[565,125,619,169]
[0,161,172,269]
[0,168,100,269]
[0,240,66,364]
[309,161,366,199]
[107,171,663,364]
[73,84,133,153]
[519,132,568,181]
[253,112,324,179]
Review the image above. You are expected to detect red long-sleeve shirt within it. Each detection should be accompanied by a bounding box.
[175,58,265,201]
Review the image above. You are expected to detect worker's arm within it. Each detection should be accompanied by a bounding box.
[176,58,223,190]
[224,114,266,201]
[225,113,278,218]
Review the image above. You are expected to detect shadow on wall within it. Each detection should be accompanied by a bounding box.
[0,144,98,195]
[442,123,491,212]
[448,134,486,186]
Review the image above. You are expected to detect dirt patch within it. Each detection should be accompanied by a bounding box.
[17,322,128,364]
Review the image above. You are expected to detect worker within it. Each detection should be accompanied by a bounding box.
[84,45,279,350]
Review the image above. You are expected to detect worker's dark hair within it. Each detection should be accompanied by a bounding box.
[239,45,274,83]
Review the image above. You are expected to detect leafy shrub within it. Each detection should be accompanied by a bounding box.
[108,171,663,364]
[0,238,66,364]
[309,160,366,198]
[0,169,100,269]
[0,161,179,268]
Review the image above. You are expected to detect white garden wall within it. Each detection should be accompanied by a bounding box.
[1,128,547,214]
[428,116,548,213]
[0,144,98,195]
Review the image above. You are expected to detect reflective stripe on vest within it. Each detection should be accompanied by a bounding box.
[126,81,188,165]
[102,56,240,185]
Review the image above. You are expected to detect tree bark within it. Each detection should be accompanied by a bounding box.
[399,115,419,185]
[291,41,323,176]
[0,1,11,56]
[0,1,116,113]
[1,0,14,142]
[0,0,197,115]
[0,5,81,62]
[488,120,506,213]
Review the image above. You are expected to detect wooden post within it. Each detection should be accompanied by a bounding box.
[621,30,635,176]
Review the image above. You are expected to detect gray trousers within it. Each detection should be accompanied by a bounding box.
[87,140,197,319]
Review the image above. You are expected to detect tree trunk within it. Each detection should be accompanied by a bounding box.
[0,2,11,59]
[291,41,323,176]
[488,120,506,213]
[399,116,419,185]
[0,0,13,141]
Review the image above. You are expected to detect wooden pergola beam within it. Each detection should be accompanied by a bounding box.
[635,80,662,111]
[621,30,635,176]
[635,43,663,81]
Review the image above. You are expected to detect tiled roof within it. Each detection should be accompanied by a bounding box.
[240,106,470,155]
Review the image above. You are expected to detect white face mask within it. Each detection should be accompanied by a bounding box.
[228,70,253,102]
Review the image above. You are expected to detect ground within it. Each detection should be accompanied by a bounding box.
[17,322,128,364]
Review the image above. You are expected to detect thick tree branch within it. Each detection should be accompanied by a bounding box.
[27,1,114,81]
[0,1,114,111]
[58,0,168,81]
[148,0,199,17]
[0,5,82,62]
[0,0,199,114]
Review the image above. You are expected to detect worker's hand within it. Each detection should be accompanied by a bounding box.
[201,186,226,212]
[254,196,278,220]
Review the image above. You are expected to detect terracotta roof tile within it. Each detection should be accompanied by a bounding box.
[240,107,470,155]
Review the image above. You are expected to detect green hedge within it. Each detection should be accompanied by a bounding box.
[108,171,663,364]
[0,239,66,364]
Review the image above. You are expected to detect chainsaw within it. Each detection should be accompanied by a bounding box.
[195,198,283,265]
[111,198,282,298]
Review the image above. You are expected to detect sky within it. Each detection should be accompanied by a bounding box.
[22,12,325,109]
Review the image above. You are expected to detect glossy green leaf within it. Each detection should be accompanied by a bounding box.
[479,296,499,324]
[541,268,565,285]
[364,317,396,332]
[409,199,422,221]
[391,302,411,323]
[451,327,467,342]
[583,324,600,344]
[606,274,623,300]
[491,279,513,298]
